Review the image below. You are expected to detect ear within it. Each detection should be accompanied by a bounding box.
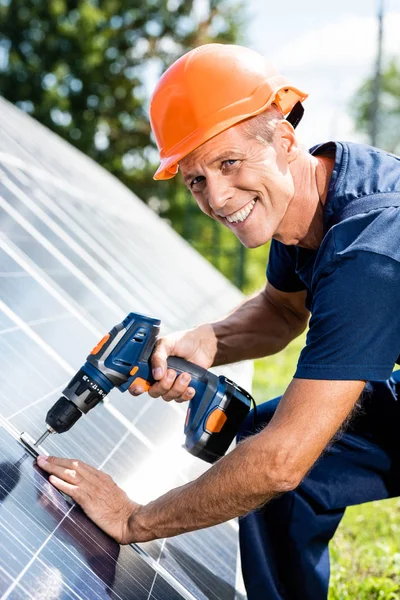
[274,120,299,164]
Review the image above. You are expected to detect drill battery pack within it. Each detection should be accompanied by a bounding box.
[184,376,253,463]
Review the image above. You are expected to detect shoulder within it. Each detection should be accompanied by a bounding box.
[340,142,400,199]
[322,141,400,204]
[311,141,400,205]
[313,208,400,288]
[333,206,400,260]
[313,141,400,267]
[295,248,400,382]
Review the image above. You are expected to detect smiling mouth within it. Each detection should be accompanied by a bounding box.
[225,199,257,224]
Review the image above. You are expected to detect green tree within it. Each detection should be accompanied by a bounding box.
[352,58,400,153]
[0,0,260,289]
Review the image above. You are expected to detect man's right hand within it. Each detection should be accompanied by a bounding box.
[129,324,218,402]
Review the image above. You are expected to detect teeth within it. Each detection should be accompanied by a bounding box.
[226,199,256,223]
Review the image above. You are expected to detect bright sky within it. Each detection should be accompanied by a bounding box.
[247,0,400,148]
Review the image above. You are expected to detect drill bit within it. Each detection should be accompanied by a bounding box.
[20,432,49,458]
[35,429,51,447]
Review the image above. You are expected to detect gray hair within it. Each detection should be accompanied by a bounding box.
[239,103,284,144]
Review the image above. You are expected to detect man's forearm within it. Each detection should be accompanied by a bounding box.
[210,287,308,366]
[129,434,285,542]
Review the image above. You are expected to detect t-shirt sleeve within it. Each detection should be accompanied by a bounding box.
[267,240,306,292]
[295,250,400,381]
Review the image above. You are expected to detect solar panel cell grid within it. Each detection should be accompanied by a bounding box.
[0,97,252,599]
[0,427,188,600]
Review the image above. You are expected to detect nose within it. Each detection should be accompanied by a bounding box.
[206,175,233,214]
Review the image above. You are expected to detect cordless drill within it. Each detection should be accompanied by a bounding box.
[34,313,253,463]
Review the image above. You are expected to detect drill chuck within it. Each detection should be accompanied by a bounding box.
[46,396,83,434]
[46,367,112,434]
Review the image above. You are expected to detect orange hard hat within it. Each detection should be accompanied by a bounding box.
[150,44,308,181]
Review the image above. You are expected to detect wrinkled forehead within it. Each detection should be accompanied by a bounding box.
[179,122,250,173]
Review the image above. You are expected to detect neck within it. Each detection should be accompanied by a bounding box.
[275,150,334,250]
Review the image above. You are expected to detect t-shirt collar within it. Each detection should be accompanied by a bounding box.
[309,141,345,234]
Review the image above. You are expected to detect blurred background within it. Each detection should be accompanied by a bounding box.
[1,2,400,597]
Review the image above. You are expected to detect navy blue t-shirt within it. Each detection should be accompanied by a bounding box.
[267,141,400,381]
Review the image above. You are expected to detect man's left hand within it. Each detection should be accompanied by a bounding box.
[37,455,140,544]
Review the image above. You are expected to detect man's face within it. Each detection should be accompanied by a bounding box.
[179,121,296,248]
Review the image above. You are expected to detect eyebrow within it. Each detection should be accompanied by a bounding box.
[183,172,198,185]
[182,151,242,184]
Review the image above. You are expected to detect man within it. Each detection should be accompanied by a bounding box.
[37,44,400,599]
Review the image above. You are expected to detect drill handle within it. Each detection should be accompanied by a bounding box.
[163,356,212,400]
[166,357,219,425]
[166,356,208,381]
[119,354,214,396]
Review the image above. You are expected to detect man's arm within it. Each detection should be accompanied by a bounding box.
[211,282,310,366]
[37,378,365,543]
[144,283,310,401]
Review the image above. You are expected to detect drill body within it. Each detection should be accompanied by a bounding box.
[45,312,252,463]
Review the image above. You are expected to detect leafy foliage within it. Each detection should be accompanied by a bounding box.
[330,499,400,599]
[352,58,400,153]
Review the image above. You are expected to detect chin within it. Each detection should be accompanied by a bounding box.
[238,232,271,249]
[242,240,264,249]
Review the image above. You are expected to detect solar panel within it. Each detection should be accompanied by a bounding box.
[0,97,252,600]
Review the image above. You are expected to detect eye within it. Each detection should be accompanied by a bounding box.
[222,159,238,169]
[190,175,206,190]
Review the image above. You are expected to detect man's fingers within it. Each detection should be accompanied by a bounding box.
[146,370,195,402]
[151,340,171,380]
[37,456,84,484]
[36,455,138,544]
[37,455,100,482]
[174,386,196,403]
[147,368,176,398]
[48,455,94,473]
[129,340,173,397]
[129,331,197,402]
[48,474,80,498]
[162,371,190,400]
[43,455,84,469]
